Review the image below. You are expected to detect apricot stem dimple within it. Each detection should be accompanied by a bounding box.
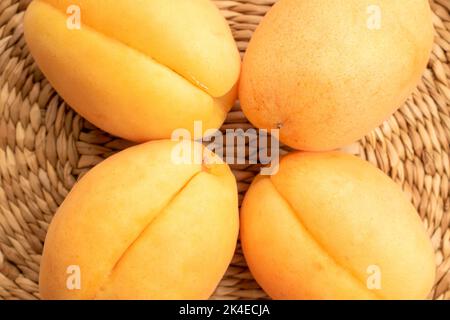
[202,163,211,173]
[202,152,216,174]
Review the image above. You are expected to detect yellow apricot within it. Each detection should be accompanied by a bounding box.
[24,0,240,142]
[39,140,239,300]
[239,0,433,151]
[241,152,435,300]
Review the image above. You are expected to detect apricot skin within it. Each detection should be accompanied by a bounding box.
[239,0,434,151]
[241,152,435,300]
[39,140,239,300]
[24,0,241,142]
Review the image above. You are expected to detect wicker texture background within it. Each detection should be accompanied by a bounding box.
[0,0,449,300]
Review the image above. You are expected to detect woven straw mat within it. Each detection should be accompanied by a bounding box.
[0,0,449,300]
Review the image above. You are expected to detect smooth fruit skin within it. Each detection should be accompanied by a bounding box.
[239,0,434,151]
[39,140,239,300]
[24,0,241,142]
[241,152,435,300]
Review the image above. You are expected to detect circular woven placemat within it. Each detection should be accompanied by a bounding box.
[0,0,449,300]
